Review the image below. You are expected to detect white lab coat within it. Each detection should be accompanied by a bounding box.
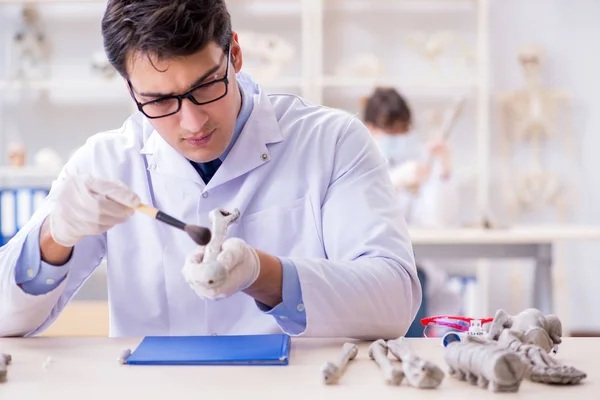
[0,87,421,339]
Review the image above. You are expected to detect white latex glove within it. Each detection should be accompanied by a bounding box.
[48,175,141,247]
[181,237,261,300]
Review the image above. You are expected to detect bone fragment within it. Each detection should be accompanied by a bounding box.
[368,339,404,386]
[321,342,358,385]
[387,337,445,389]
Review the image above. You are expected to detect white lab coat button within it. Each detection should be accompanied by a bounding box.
[148,164,157,171]
[297,303,305,312]
[202,192,209,198]
[26,269,34,278]
[46,278,55,285]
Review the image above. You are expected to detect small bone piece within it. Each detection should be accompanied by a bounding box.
[368,339,404,385]
[444,337,526,393]
[118,348,132,365]
[386,337,445,389]
[1,353,12,383]
[496,329,586,385]
[321,342,358,385]
[42,356,53,370]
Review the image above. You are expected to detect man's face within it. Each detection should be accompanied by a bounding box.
[126,37,243,163]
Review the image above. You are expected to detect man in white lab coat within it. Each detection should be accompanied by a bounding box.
[0,0,421,339]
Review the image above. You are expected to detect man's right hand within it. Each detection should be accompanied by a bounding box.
[46,175,141,249]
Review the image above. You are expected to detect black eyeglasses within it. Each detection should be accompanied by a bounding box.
[128,45,231,119]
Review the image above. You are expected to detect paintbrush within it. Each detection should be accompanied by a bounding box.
[134,203,212,246]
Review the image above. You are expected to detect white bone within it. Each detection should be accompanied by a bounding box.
[368,339,404,386]
[386,337,445,389]
[444,336,526,393]
[1,353,12,383]
[118,348,132,364]
[193,208,240,288]
[321,342,358,385]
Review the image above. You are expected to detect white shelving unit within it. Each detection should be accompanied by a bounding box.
[0,0,492,223]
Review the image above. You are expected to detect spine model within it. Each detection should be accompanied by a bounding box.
[444,338,526,393]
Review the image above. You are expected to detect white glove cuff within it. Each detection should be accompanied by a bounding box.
[241,247,261,291]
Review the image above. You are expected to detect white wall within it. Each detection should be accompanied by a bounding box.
[488,0,600,332]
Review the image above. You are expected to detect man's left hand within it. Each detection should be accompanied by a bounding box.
[181,237,261,300]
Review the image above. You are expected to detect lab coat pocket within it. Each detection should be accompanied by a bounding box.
[241,195,324,259]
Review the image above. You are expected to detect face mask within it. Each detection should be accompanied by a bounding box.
[375,133,422,167]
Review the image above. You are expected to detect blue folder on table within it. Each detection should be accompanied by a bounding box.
[125,334,291,366]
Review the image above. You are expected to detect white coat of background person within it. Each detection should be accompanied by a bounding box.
[363,87,462,319]
[0,0,421,339]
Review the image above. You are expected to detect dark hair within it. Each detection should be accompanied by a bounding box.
[101,0,232,77]
[363,87,412,132]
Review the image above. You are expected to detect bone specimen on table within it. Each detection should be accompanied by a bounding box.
[488,308,562,354]
[495,329,586,385]
[321,342,358,385]
[367,339,404,386]
[444,336,526,393]
[386,337,445,389]
[182,208,240,289]
[0,353,12,383]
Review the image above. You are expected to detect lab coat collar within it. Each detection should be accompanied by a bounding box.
[206,87,283,191]
[139,87,283,189]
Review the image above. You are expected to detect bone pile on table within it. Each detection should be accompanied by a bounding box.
[321,342,358,385]
[368,339,404,386]
[386,337,445,389]
[1,353,12,383]
[444,335,526,393]
[487,308,587,385]
[495,329,586,384]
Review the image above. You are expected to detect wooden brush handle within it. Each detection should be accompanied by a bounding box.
[134,204,159,219]
[134,204,186,231]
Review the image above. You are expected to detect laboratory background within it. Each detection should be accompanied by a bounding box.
[0,0,598,337]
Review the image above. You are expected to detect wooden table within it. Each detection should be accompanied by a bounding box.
[409,225,600,317]
[0,337,596,399]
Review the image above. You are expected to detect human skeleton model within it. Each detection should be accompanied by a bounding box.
[498,45,574,222]
[12,3,50,81]
[0,353,11,383]
[236,31,294,84]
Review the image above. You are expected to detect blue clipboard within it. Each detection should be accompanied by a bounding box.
[125,334,291,366]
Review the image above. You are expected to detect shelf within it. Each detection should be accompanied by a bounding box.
[319,75,476,97]
[0,166,60,179]
[324,0,477,13]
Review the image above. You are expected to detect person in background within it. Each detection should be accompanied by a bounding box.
[363,86,462,336]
